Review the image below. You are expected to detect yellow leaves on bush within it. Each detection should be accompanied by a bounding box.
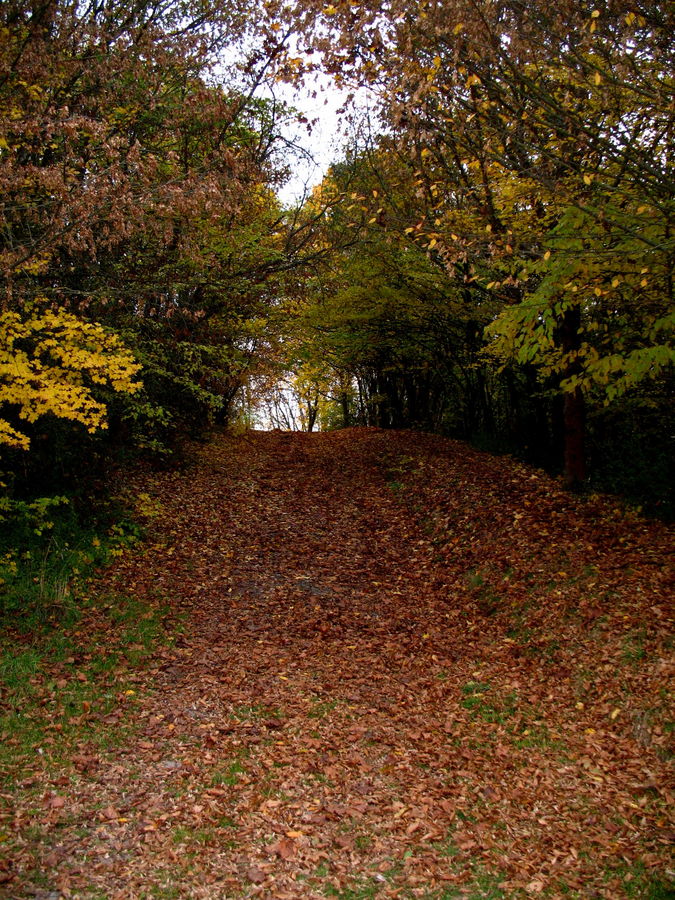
[0,307,142,449]
[0,419,29,450]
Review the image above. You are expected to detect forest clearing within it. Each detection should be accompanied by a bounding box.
[1,428,672,899]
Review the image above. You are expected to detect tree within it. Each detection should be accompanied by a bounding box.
[281,150,502,436]
[0,0,299,466]
[279,0,674,487]
[0,305,140,449]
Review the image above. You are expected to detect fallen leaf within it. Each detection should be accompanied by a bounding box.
[246,866,266,883]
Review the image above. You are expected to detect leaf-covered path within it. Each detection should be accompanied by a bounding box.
[5,429,674,898]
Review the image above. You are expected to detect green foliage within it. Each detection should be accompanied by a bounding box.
[0,493,69,537]
[0,490,141,628]
[277,0,673,501]
[486,204,675,403]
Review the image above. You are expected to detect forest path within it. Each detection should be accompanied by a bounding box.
[9,429,674,899]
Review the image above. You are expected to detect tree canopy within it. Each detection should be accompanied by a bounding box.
[1,0,673,517]
[267,0,673,496]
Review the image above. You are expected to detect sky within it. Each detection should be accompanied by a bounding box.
[267,74,361,206]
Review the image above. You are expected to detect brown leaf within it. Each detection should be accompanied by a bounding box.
[271,837,297,859]
[246,866,266,883]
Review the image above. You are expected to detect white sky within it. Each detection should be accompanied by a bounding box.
[271,75,354,205]
[215,37,355,205]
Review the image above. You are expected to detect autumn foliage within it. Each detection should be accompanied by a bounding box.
[1,4,674,892]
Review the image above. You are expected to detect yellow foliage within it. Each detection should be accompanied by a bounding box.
[0,305,142,449]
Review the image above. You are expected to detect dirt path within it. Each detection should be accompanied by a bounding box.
[5,429,673,899]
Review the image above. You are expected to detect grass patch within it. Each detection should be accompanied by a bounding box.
[621,629,648,665]
[147,882,184,899]
[231,703,269,721]
[172,825,213,847]
[466,571,503,617]
[432,836,461,859]
[354,833,373,851]
[460,682,518,725]
[432,870,505,899]
[0,591,170,781]
[0,647,43,692]
[0,574,172,896]
[325,877,380,899]
[210,760,246,786]
[308,697,340,718]
[322,861,506,900]
[0,495,143,632]
[512,722,567,753]
[550,860,675,898]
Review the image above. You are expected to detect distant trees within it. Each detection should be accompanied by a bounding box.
[280,0,673,500]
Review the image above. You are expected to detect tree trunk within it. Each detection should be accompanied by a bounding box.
[340,391,350,428]
[562,388,585,489]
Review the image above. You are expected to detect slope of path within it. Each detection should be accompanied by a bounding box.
[10,429,673,899]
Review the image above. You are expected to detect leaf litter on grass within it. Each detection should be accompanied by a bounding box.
[1,428,672,899]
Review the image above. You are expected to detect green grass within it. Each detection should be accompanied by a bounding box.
[0,496,143,632]
[431,871,505,899]
[172,825,213,846]
[0,562,172,898]
[0,646,43,691]
[432,836,461,858]
[466,570,503,616]
[210,760,246,786]
[146,884,183,899]
[551,860,675,898]
[460,681,518,724]
[621,629,648,664]
[322,863,507,900]
[354,833,373,851]
[512,723,567,753]
[325,878,380,899]
[308,697,340,718]
[231,703,269,721]
[0,591,170,781]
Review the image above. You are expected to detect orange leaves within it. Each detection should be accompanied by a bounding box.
[4,428,673,897]
[46,794,66,810]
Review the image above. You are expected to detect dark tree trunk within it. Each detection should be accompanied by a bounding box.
[563,388,586,489]
[340,391,350,428]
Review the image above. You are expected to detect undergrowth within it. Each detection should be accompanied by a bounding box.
[0,489,143,630]
[0,488,169,781]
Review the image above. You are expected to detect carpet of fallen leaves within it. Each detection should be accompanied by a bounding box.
[2,428,673,899]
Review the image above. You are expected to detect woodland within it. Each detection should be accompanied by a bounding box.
[0,1,673,898]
